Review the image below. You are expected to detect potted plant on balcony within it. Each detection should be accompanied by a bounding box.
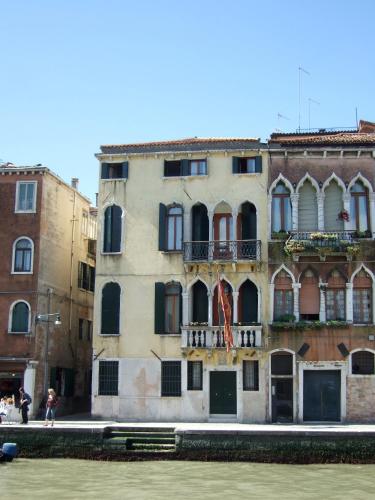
[284,240,306,255]
[271,230,289,241]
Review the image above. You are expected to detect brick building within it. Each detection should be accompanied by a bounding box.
[0,165,96,416]
[268,122,375,422]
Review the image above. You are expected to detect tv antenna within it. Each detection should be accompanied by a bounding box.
[298,66,310,131]
[308,98,320,130]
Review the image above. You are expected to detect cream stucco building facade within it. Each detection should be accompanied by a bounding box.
[92,138,270,422]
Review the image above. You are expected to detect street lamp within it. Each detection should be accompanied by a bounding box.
[35,311,62,397]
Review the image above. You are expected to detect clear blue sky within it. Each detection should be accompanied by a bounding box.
[1,0,374,202]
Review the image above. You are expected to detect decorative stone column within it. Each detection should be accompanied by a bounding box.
[319,284,327,322]
[292,283,301,321]
[269,283,275,323]
[207,291,213,326]
[232,291,239,323]
[317,193,325,231]
[183,209,190,243]
[268,195,273,239]
[182,292,189,326]
[208,210,214,261]
[343,193,351,231]
[24,361,37,417]
[232,209,238,260]
[369,193,375,236]
[291,194,299,231]
[346,283,353,322]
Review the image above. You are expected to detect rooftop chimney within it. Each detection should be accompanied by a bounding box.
[71,177,79,190]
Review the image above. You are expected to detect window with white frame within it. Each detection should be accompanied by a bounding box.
[243,360,259,390]
[187,361,203,390]
[10,301,30,333]
[350,181,370,233]
[353,270,372,324]
[13,238,33,273]
[271,183,292,233]
[15,181,37,212]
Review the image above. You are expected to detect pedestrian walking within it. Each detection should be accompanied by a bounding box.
[44,388,58,427]
[19,387,32,424]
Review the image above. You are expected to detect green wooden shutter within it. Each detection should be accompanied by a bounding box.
[324,182,344,231]
[298,182,318,231]
[155,282,166,334]
[178,283,183,333]
[122,161,129,179]
[103,207,112,252]
[255,156,263,173]
[111,205,122,252]
[101,282,121,335]
[232,157,240,174]
[158,203,167,251]
[50,367,57,391]
[181,159,189,176]
[101,163,109,179]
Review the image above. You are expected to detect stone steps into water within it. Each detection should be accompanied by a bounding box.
[103,426,176,453]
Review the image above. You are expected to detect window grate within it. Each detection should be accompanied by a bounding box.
[352,351,375,375]
[98,361,119,395]
[161,361,181,396]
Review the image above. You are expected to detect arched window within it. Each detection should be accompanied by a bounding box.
[324,180,344,231]
[352,350,375,375]
[298,180,318,231]
[326,270,346,321]
[238,279,258,324]
[192,281,208,323]
[353,270,372,324]
[10,301,30,333]
[274,270,293,321]
[166,205,183,251]
[350,181,369,232]
[154,282,182,334]
[300,269,319,321]
[271,183,291,232]
[213,280,233,326]
[13,238,33,273]
[101,282,120,335]
[103,205,122,253]
[165,283,181,333]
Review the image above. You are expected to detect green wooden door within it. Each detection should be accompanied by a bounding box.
[303,370,341,421]
[210,371,237,414]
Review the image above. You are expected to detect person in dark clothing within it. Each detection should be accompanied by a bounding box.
[19,387,31,424]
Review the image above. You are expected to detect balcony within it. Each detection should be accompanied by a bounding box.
[181,325,263,349]
[183,240,261,263]
[285,231,359,260]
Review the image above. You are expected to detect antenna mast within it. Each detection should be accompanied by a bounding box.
[298,66,310,131]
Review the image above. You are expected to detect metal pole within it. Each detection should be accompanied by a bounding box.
[43,288,52,397]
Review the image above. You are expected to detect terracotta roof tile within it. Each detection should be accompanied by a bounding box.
[269,131,375,147]
[100,137,262,154]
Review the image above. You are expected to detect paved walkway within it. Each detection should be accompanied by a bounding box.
[3,419,375,434]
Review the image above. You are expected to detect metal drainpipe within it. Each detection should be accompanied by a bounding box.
[43,288,52,396]
[69,191,77,343]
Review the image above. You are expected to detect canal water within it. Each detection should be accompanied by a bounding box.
[2,460,375,499]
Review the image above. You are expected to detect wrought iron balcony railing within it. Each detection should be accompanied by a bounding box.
[181,325,263,349]
[290,231,355,245]
[183,240,261,262]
